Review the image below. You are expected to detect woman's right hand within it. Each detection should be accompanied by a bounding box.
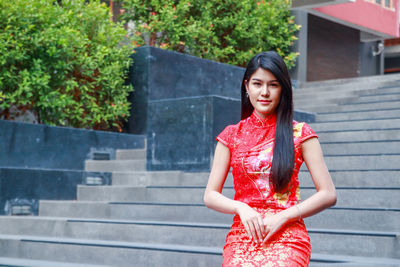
[235,201,266,244]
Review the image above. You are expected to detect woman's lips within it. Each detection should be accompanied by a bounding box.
[258,99,271,104]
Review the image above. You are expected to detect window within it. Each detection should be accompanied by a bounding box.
[365,0,393,9]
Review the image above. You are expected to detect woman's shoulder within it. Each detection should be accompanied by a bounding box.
[293,120,307,130]
[293,120,318,142]
[219,120,241,138]
[217,118,249,148]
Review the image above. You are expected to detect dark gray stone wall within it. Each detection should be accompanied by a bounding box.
[147,96,240,171]
[126,47,244,171]
[126,47,314,171]
[0,168,83,215]
[0,119,145,170]
[126,47,244,134]
[0,119,145,214]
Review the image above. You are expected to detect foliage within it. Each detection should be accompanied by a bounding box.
[0,0,133,130]
[120,0,299,68]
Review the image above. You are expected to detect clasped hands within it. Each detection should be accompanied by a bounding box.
[236,202,288,245]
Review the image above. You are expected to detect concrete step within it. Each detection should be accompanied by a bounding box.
[309,229,400,259]
[1,237,396,267]
[294,80,400,113]
[294,87,400,105]
[0,235,222,267]
[0,217,398,259]
[341,93,400,104]
[112,171,181,186]
[304,207,400,232]
[294,83,400,101]
[299,74,400,90]
[309,253,400,267]
[293,85,391,102]
[293,89,358,102]
[8,233,396,267]
[109,170,400,189]
[38,200,232,223]
[299,170,400,188]
[310,118,400,132]
[294,96,358,107]
[358,87,400,97]
[85,160,146,172]
[0,217,226,248]
[318,129,400,143]
[320,141,400,156]
[315,109,400,122]
[111,171,224,187]
[0,256,109,267]
[320,154,400,171]
[76,185,234,203]
[116,149,146,160]
[39,201,400,231]
[298,102,400,114]
[76,185,400,209]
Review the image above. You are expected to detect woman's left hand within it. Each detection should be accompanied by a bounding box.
[261,212,289,244]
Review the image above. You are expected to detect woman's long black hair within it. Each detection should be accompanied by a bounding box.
[241,51,294,192]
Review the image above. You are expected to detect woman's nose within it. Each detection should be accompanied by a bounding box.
[261,85,270,96]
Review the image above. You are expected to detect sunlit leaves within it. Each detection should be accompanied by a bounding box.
[0,0,133,131]
[121,0,298,68]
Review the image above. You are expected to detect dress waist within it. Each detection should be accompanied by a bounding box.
[238,199,299,210]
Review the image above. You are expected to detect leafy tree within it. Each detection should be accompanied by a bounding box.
[120,0,299,67]
[0,0,133,131]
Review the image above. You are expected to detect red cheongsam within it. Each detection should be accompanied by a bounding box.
[217,111,318,267]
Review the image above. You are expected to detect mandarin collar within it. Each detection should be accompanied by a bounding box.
[248,111,277,128]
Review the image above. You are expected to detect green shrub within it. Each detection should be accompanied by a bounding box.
[0,0,133,131]
[120,0,299,67]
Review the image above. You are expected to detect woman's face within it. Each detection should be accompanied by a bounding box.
[245,68,282,119]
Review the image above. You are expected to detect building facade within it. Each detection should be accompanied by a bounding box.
[291,0,400,82]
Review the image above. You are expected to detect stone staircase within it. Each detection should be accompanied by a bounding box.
[0,74,400,266]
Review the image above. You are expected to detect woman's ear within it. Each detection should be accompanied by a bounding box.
[244,80,248,91]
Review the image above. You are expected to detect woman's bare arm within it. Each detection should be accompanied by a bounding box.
[203,142,235,213]
[294,137,337,218]
[204,142,267,243]
[262,137,337,242]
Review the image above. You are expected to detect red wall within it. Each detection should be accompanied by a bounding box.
[314,0,399,37]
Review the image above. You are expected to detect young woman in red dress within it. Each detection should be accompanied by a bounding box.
[204,51,337,266]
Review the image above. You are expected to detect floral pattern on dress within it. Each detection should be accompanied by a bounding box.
[217,112,318,266]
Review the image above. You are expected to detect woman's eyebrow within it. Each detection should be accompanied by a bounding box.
[250,78,263,82]
[250,78,279,83]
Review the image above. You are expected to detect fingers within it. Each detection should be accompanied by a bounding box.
[261,217,276,245]
[242,221,252,240]
[236,203,267,243]
[262,228,274,244]
[258,216,266,237]
[247,220,258,242]
[253,217,264,243]
[244,215,265,243]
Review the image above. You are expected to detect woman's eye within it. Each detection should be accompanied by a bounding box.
[270,83,279,87]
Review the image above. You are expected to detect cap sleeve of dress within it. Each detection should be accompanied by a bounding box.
[300,122,318,143]
[216,125,234,149]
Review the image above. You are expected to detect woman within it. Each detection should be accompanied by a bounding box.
[203,51,337,266]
